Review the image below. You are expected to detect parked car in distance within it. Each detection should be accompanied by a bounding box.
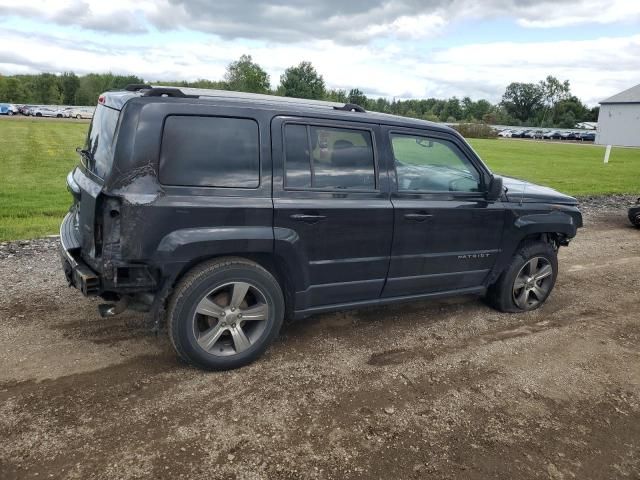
[560,131,578,140]
[498,129,512,137]
[69,107,95,119]
[543,130,562,140]
[60,85,583,370]
[31,106,66,118]
[30,106,50,117]
[0,103,18,115]
[578,132,595,142]
[509,129,524,138]
[51,107,67,118]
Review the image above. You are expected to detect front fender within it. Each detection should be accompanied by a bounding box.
[485,208,582,286]
[513,209,581,239]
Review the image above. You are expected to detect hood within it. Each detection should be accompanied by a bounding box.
[502,176,577,205]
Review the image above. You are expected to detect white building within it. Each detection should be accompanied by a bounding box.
[596,83,640,147]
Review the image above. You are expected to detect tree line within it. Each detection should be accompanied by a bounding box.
[0,55,598,128]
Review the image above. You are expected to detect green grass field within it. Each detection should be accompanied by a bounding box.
[0,119,84,241]
[0,117,639,241]
[468,138,640,196]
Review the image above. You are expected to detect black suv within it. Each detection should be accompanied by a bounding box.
[60,85,583,370]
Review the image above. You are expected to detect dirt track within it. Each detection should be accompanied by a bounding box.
[1,200,639,479]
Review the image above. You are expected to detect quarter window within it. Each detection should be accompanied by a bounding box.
[391,134,480,192]
[84,104,120,179]
[160,115,259,188]
[284,124,376,190]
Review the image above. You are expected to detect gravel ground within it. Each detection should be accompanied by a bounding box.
[0,197,639,479]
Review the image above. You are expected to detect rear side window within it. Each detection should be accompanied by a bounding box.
[284,124,375,190]
[84,104,120,178]
[160,116,259,188]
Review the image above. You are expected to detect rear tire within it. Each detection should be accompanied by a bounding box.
[630,211,640,228]
[167,257,285,370]
[485,241,558,313]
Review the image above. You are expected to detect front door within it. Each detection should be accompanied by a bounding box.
[271,116,393,311]
[381,127,505,298]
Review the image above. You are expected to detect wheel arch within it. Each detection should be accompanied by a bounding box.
[151,226,307,324]
[515,232,567,250]
[487,219,572,287]
[168,252,296,320]
[484,235,559,312]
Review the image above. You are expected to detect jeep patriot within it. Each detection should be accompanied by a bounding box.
[59,85,583,370]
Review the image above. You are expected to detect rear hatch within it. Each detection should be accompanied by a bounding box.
[67,102,121,270]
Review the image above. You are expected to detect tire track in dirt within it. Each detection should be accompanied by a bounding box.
[1,208,639,479]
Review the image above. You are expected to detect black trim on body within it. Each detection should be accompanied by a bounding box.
[294,286,487,319]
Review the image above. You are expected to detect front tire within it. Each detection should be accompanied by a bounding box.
[485,241,558,312]
[167,257,285,370]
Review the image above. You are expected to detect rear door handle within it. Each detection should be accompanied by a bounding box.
[290,213,327,223]
[404,213,434,222]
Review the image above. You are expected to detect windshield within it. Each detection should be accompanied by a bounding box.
[83,104,120,178]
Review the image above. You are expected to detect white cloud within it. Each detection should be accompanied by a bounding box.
[0,0,158,33]
[425,35,640,104]
[1,0,639,105]
[1,26,638,105]
[364,13,447,39]
[515,0,640,28]
[2,0,640,41]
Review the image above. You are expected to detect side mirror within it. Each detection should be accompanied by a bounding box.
[486,175,503,201]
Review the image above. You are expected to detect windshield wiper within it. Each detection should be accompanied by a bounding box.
[76,147,93,165]
[76,147,91,156]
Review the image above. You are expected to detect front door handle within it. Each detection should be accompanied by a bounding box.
[404,213,434,222]
[290,213,327,224]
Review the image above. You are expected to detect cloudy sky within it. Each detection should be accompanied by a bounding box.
[1,0,639,104]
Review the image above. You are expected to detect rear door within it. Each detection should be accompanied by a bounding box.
[73,103,121,264]
[271,116,393,311]
[381,127,505,298]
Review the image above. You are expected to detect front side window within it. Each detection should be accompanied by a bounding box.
[284,124,376,190]
[160,115,259,188]
[391,134,480,193]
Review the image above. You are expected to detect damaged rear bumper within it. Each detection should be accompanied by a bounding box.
[59,211,101,296]
[59,210,160,298]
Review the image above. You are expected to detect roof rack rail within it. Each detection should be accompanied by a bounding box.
[124,83,152,91]
[333,103,366,113]
[142,87,199,98]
